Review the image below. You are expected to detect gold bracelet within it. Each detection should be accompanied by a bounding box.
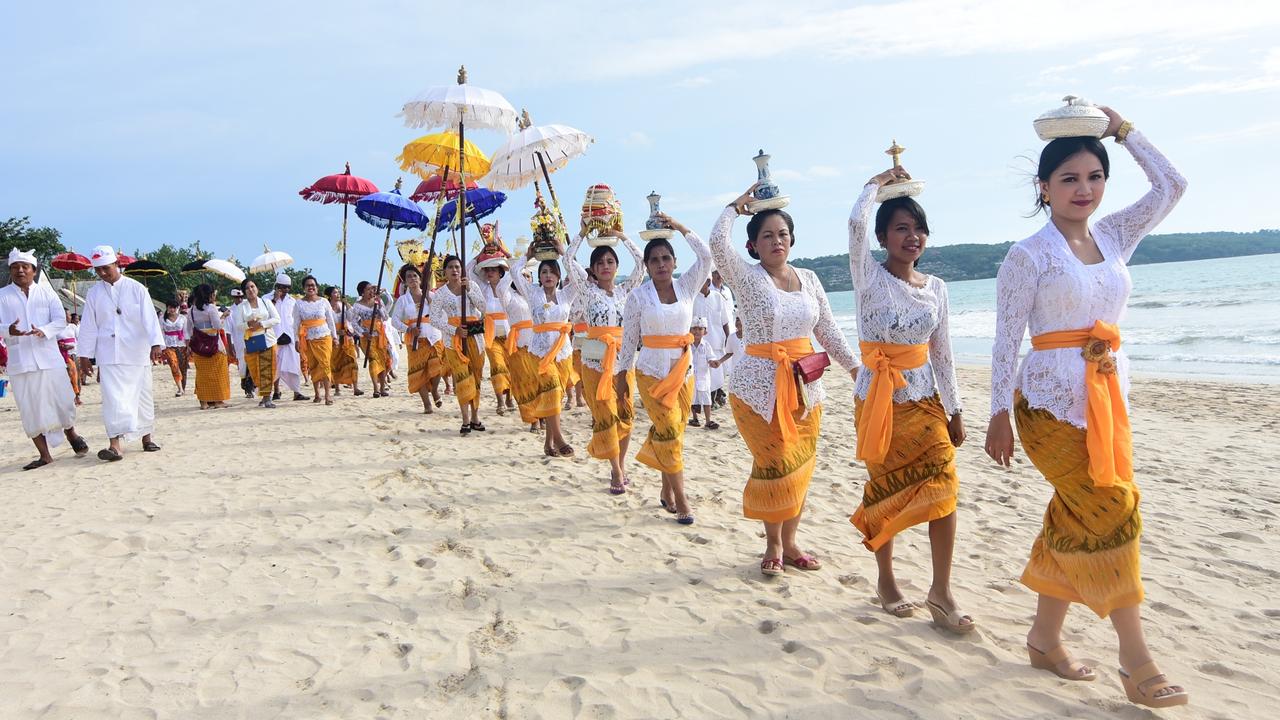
[1115,120,1134,143]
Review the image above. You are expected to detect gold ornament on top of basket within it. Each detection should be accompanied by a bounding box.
[581,183,623,248]
[474,221,511,270]
[529,188,564,261]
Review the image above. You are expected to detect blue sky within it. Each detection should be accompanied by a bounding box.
[4,0,1278,286]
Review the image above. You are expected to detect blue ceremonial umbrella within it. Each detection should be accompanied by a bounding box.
[354,178,429,365]
[437,188,507,230]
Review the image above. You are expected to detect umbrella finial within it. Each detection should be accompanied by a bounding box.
[394,177,403,192]
[519,109,532,130]
[457,65,467,84]
[344,161,351,175]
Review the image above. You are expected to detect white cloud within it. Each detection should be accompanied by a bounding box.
[1159,47,1280,96]
[672,76,712,89]
[1188,119,1280,143]
[621,131,654,148]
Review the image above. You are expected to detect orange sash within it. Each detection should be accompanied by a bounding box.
[642,333,694,409]
[856,341,929,463]
[587,325,624,403]
[448,316,480,355]
[295,317,327,360]
[1031,321,1131,487]
[359,318,388,351]
[484,311,509,342]
[533,321,572,374]
[402,317,423,349]
[507,319,533,355]
[745,337,815,443]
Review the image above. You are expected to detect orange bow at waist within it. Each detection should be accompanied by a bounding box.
[745,337,815,443]
[507,319,533,355]
[1031,321,1131,487]
[296,317,328,359]
[856,341,929,464]
[533,321,572,374]
[402,317,424,349]
[642,333,694,409]
[573,322,588,335]
[484,311,509,342]
[447,316,480,355]
[359,318,388,351]
[587,326,624,404]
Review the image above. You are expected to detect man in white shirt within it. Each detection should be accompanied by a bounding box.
[3,248,90,469]
[227,288,254,398]
[77,245,165,461]
[711,269,736,399]
[270,273,308,401]
[693,277,729,406]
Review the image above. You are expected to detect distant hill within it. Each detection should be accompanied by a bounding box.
[792,230,1280,291]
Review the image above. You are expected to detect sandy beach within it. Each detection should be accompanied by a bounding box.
[1,363,1277,719]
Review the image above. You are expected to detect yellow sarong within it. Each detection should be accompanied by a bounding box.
[192,329,230,402]
[404,320,443,395]
[506,319,532,355]
[296,318,331,384]
[1031,321,1132,487]
[641,334,694,409]
[360,318,390,384]
[635,372,693,474]
[734,396,823,523]
[850,396,958,551]
[443,334,485,408]
[745,337,815,444]
[856,341,930,464]
[586,326,624,405]
[487,335,512,396]
[246,346,276,399]
[509,346,559,421]
[581,364,635,460]
[331,335,357,386]
[1015,392,1142,618]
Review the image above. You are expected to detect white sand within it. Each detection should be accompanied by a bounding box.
[1,364,1277,719]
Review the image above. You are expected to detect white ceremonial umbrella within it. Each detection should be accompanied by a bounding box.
[397,65,517,327]
[203,258,245,284]
[249,246,294,274]
[481,122,594,191]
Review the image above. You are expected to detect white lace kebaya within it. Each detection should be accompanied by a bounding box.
[429,284,487,352]
[510,269,576,362]
[565,232,646,374]
[990,129,1188,428]
[847,185,962,417]
[709,207,858,423]
[617,229,713,381]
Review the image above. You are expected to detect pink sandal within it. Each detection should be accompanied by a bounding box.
[783,553,822,571]
[760,557,784,577]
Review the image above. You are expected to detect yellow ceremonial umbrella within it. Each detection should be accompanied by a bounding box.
[396,130,491,180]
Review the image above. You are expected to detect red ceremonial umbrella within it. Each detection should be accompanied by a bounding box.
[51,252,92,312]
[410,172,477,202]
[300,162,379,334]
[116,253,136,268]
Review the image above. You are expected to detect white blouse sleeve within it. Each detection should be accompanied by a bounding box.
[707,207,753,292]
[325,304,337,338]
[429,292,451,338]
[847,183,880,290]
[389,296,408,333]
[263,299,281,329]
[617,291,642,374]
[810,272,859,371]
[928,281,962,416]
[1093,130,1189,264]
[990,244,1038,417]
[565,235,591,297]
[620,233,646,292]
[675,229,713,298]
[510,261,536,303]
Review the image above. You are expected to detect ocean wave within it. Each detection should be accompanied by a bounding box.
[1127,297,1252,310]
[1124,353,1280,366]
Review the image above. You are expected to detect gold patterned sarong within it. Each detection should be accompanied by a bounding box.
[506,347,544,423]
[192,330,230,402]
[247,347,276,399]
[487,336,512,396]
[331,336,357,386]
[734,396,823,523]
[1015,392,1143,618]
[581,364,635,460]
[635,372,693,474]
[303,334,332,385]
[850,395,958,551]
[405,332,444,395]
[444,334,484,407]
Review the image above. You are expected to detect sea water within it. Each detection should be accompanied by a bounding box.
[827,253,1280,384]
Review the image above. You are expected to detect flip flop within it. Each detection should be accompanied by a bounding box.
[142,441,161,452]
[676,513,695,525]
[70,437,89,457]
[1027,643,1095,681]
[609,480,626,495]
[22,458,49,471]
[1119,661,1188,708]
[470,422,486,432]
[704,420,720,430]
[925,599,976,634]
[760,557,784,577]
[879,596,915,618]
[659,498,677,514]
[783,553,822,571]
[97,448,123,462]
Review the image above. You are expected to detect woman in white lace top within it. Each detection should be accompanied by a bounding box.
[710,187,858,576]
[292,276,338,406]
[430,255,489,434]
[468,258,516,415]
[390,264,444,414]
[843,169,971,632]
[617,213,709,525]
[565,226,646,492]
[508,241,578,457]
[984,106,1189,707]
[348,281,391,398]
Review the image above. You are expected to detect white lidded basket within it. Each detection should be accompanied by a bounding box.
[1034,95,1109,141]
[876,180,925,203]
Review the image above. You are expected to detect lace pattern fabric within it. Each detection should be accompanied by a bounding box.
[566,232,646,372]
[293,298,336,340]
[847,184,963,416]
[511,271,576,361]
[617,229,712,379]
[428,284,487,352]
[709,207,858,422]
[467,260,512,337]
[390,292,443,345]
[990,129,1188,427]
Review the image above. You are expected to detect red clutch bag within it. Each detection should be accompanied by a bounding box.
[792,351,830,384]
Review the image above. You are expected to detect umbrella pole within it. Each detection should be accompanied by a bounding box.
[364,223,393,368]
[414,165,451,351]
[341,202,349,351]
[457,118,469,335]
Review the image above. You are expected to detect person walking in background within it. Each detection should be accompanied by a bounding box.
[233,278,280,409]
[293,275,337,406]
[185,283,231,410]
[160,300,188,397]
[270,274,307,401]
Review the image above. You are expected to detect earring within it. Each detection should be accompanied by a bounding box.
[1041,193,1049,203]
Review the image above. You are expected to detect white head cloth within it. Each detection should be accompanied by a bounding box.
[89,245,118,267]
[691,316,708,329]
[7,248,37,267]
[275,273,292,286]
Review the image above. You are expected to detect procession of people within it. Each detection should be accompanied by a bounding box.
[1,102,1191,709]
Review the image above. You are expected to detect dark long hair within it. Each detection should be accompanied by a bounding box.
[191,283,216,311]
[590,244,619,269]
